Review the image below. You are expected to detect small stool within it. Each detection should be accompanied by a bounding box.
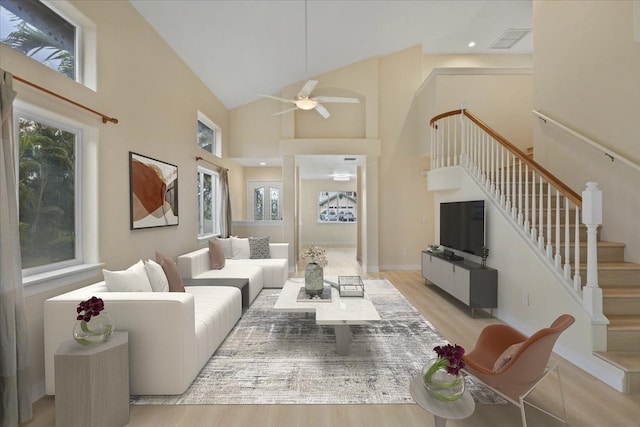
[55,331,129,427]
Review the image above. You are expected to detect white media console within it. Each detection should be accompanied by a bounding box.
[421,250,497,310]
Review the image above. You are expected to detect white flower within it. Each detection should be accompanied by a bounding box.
[300,244,328,267]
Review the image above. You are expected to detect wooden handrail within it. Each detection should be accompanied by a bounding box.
[431,109,582,207]
[429,109,462,126]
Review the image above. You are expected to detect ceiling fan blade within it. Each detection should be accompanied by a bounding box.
[257,93,295,103]
[272,107,298,116]
[314,96,360,104]
[315,103,330,119]
[297,80,318,98]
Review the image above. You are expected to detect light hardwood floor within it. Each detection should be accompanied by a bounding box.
[22,248,640,426]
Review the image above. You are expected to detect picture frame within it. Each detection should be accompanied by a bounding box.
[129,152,179,229]
[317,191,357,223]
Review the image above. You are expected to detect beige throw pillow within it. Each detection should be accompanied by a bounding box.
[208,240,226,270]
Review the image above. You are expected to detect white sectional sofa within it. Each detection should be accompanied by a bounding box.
[44,281,242,395]
[177,242,289,305]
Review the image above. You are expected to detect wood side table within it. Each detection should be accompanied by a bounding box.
[55,331,129,427]
[410,376,475,427]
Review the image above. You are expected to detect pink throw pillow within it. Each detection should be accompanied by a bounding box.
[208,240,226,270]
[155,251,185,292]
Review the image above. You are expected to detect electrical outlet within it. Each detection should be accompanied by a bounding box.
[402,248,408,256]
[521,291,529,306]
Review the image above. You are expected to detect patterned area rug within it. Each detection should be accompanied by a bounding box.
[131,279,505,405]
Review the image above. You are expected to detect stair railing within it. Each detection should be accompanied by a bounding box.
[430,109,605,322]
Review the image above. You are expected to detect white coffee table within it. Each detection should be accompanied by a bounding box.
[273,278,380,355]
[410,376,475,427]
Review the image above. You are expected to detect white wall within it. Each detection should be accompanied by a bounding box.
[533,0,640,262]
[299,180,357,247]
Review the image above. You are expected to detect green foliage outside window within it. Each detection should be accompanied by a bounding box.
[18,118,76,269]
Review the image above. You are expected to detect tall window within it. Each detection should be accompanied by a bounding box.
[197,166,220,238]
[16,111,80,272]
[247,181,282,221]
[1,0,77,79]
[197,112,221,157]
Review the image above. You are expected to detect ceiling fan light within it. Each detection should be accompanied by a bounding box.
[295,98,318,110]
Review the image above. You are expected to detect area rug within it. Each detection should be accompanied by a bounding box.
[130,278,505,405]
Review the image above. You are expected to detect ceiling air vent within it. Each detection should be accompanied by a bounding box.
[344,157,356,161]
[490,28,531,49]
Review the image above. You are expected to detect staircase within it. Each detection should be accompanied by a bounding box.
[430,109,640,393]
[524,148,640,393]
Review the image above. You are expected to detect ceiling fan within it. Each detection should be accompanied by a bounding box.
[257,80,359,119]
[257,0,359,118]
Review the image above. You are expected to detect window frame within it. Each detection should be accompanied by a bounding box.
[14,107,83,276]
[197,111,221,158]
[13,100,101,296]
[0,0,97,89]
[197,166,221,240]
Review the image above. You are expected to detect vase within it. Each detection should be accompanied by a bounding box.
[73,311,114,346]
[305,262,324,296]
[422,358,465,401]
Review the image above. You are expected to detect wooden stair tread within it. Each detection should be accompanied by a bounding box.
[607,315,640,330]
[560,240,625,248]
[603,288,640,298]
[579,262,640,270]
[594,351,640,372]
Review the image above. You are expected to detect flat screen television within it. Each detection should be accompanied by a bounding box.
[439,200,485,257]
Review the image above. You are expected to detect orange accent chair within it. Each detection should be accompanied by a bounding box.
[463,314,575,427]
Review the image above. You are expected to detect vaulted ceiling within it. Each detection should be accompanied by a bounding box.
[131,1,532,110]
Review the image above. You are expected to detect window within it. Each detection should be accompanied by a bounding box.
[247,181,282,221]
[197,166,221,238]
[16,110,80,273]
[197,112,221,157]
[1,0,77,79]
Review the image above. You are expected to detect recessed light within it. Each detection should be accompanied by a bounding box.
[259,162,266,166]
[468,41,476,48]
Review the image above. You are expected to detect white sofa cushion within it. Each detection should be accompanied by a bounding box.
[194,264,263,304]
[225,258,287,289]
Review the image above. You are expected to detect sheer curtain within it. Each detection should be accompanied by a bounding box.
[0,69,32,426]
[220,168,233,238]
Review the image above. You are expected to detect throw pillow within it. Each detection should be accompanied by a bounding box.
[155,251,186,292]
[230,236,250,259]
[493,341,524,372]
[103,260,153,292]
[208,240,226,270]
[144,259,170,292]
[215,237,233,259]
[249,236,271,259]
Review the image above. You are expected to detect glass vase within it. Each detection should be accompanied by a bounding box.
[73,311,114,346]
[422,358,465,401]
[305,262,324,296]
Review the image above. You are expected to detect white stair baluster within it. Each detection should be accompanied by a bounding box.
[574,206,582,291]
[564,196,571,280]
[555,190,562,269]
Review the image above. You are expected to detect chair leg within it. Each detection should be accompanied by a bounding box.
[519,363,569,426]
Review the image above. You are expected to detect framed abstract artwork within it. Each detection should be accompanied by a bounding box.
[317,191,357,223]
[129,152,179,229]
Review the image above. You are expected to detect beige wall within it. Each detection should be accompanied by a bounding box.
[299,180,357,246]
[0,0,243,395]
[533,0,640,262]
